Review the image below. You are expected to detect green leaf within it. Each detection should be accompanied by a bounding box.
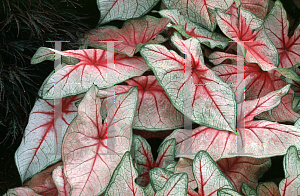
[104,151,145,196]
[274,68,300,82]
[155,173,188,196]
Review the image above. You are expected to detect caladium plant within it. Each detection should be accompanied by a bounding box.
[6,0,300,195]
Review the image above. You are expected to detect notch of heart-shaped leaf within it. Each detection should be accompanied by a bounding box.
[15,93,84,183]
[164,84,300,161]
[133,135,176,187]
[83,15,170,57]
[104,151,144,196]
[31,48,149,99]
[140,32,237,133]
[97,75,185,131]
[62,85,138,196]
[215,2,278,71]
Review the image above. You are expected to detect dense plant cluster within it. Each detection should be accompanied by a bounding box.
[4,0,300,195]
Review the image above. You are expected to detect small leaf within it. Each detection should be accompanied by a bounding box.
[275,68,300,82]
[217,188,243,196]
[104,151,145,196]
[4,187,42,196]
[155,173,188,196]
[149,168,174,192]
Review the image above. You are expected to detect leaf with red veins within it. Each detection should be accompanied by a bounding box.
[15,94,85,184]
[4,187,42,196]
[240,0,270,19]
[37,48,149,99]
[264,1,300,78]
[256,182,281,196]
[22,162,63,196]
[210,52,300,122]
[98,75,184,131]
[162,0,234,31]
[97,0,160,25]
[216,156,271,194]
[62,85,138,196]
[133,135,176,187]
[279,146,300,196]
[158,9,230,49]
[216,2,278,71]
[174,158,197,190]
[83,15,170,57]
[52,166,71,196]
[164,84,300,161]
[140,32,237,133]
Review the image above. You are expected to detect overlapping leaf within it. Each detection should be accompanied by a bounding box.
[158,9,230,49]
[3,187,42,196]
[52,166,71,196]
[216,156,271,193]
[240,0,270,19]
[62,85,138,196]
[104,151,144,196]
[31,48,149,99]
[97,75,184,131]
[15,94,84,183]
[209,51,299,122]
[264,1,300,78]
[133,135,176,187]
[83,15,170,57]
[162,0,234,31]
[97,0,160,25]
[215,2,278,71]
[140,32,237,132]
[164,85,300,161]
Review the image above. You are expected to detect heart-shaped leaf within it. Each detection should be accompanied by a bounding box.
[15,94,84,183]
[215,2,278,71]
[104,151,145,196]
[192,151,235,196]
[264,1,300,77]
[174,158,197,190]
[216,157,271,193]
[97,0,160,25]
[162,0,234,31]
[164,85,300,160]
[149,168,174,192]
[62,85,138,195]
[140,32,237,132]
[97,75,184,131]
[279,145,300,195]
[83,15,170,57]
[133,135,176,187]
[32,48,149,99]
[155,173,188,196]
[240,0,270,19]
[209,52,300,122]
[158,9,230,49]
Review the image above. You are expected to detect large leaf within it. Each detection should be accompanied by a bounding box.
[279,145,300,195]
[240,0,270,19]
[140,32,237,133]
[215,2,278,71]
[31,48,149,99]
[83,15,170,57]
[158,9,230,49]
[15,93,84,183]
[164,85,300,160]
[97,75,184,131]
[62,85,138,196]
[264,1,300,77]
[216,157,271,194]
[162,0,234,31]
[209,52,300,122]
[133,135,176,187]
[97,0,160,25]
[104,151,144,196]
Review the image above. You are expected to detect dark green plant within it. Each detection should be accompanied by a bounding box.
[0,0,92,147]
